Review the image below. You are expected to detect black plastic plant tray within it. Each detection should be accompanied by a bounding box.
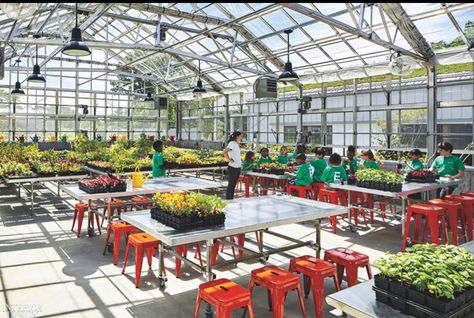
[270,168,286,175]
[405,177,437,183]
[57,170,86,176]
[4,173,37,180]
[373,285,474,318]
[150,207,225,231]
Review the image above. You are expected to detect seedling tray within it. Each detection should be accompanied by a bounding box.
[3,174,37,180]
[150,207,225,231]
[405,176,438,183]
[79,182,126,194]
[373,277,474,318]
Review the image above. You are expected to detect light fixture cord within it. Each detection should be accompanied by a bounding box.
[198,60,201,81]
[75,3,78,27]
[35,44,38,65]
[16,60,19,82]
[287,31,290,63]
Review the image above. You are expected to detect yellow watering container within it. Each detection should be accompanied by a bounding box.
[128,168,151,188]
[48,135,56,142]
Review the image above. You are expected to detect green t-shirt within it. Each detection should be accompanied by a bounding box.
[346,158,358,174]
[363,160,380,170]
[310,158,327,182]
[258,156,272,165]
[404,160,424,173]
[242,160,256,173]
[430,155,465,177]
[321,165,348,184]
[277,155,290,164]
[295,163,314,186]
[152,151,166,177]
[291,151,298,159]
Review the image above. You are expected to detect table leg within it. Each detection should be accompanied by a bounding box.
[401,198,406,237]
[57,181,61,197]
[30,182,34,215]
[205,239,214,318]
[315,219,321,258]
[87,199,94,237]
[157,242,166,288]
[17,183,20,198]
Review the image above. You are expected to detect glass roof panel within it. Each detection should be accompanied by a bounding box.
[260,35,287,51]
[301,22,338,42]
[261,10,296,31]
[402,3,441,16]
[321,42,354,60]
[219,3,253,18]
[313,3,348,15]
[243,18,273,37]
[413,14,460,47]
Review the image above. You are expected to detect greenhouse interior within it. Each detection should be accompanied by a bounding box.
[1,2,474,318]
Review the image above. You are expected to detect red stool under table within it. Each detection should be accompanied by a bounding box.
[174,244,204,278]
[101,199,128,227]
[236,175,252,198]
[194,278,254,318]
[122,232,165,288]
[289,255,340,318]
[445,195,474,241]
[311,182,326,201]
[428,199,466,245]
[460,192,474,198]
[103,220,138,265]
[246,265,307,318]
[318,188,346,233]
[401,204,448,251]
[71,202,100,237]
[288,185,314,199]
[324,248,372,288]
[131,196,153,210]
[349,191,368,226]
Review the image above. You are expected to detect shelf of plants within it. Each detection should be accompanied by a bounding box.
[78,175,127,194]
[355,169,404,192]
[405,170,439,183]
[374,244,474,317]
[253,162,288,175]
[150,192,227,231]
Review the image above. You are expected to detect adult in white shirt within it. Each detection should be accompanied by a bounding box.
[223,131,244,199]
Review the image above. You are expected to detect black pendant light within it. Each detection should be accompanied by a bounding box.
[278,29,299,82]
[27,42,46,83]
[192,60,206,97]
[144,92,154,102]
[11,59,25,96]
[62,3,91,57]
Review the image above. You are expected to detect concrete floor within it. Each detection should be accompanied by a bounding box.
[0,179,406,318]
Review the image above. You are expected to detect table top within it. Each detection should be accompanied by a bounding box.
[243,171,290,180]
[84,165,226,176]
[121,194,348,247]
[460,240,474,256]
[328,178,461,198]
[326,280,411,318]
[60,176,223,201]
[2,174,88,184]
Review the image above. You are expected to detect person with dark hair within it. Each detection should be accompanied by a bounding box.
[431,142,465,198]
[321,153,348,185]
[291,143,306,159]
[286,153,314,186]
[404,149,424,173]
[242,151,257,173]
[360,149,380,170]
[257,147,272,165]
[345,145,358,175]
[310,147,327,182]
[277,146,290,164]
[152,140,166,177]
[223,131,244,199]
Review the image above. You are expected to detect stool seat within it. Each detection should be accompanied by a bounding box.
[324,248,372,288]
[129,232,158,246]
[252,265,299,287]
[409,203,445,213]
[291,256,335,275]
[103,220,138,265]
[288,185,314,200]
[325,248,369,265]
[71,202,100,237]
[428,199,466,245]
[110,220,136,231]
[460,192,474,198]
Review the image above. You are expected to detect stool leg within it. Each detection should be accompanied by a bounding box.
[211,241,219,266]
[271,290,284,318]
[330,216,337,233]
[146,247,154,269]
[440,217,448,245]
[135,246,144,288]
[311,276,324,318]
[267,289,273,312]
[246,299,255,318]
[76,210,84,238]
[336,264,345,288]
[193,294,201,318]
[366,264,373,279]
[346,265,359,287]
[401,209,413,251]
[237,234,245,258]
[95,213,101,235]
[121,241,131,274]
[428,213,440,245]
[194,244,204,267]
[296,284,307,318]
[303,274,311,298]
[103,226,111,256]
[71,208,78,231]
[413,214,423,242]
[175,246,184,278]
[464,205,473,241]
[113,230,121,265]
[245,178,250,198]
[332,274,341,291]
[459,210,467,243]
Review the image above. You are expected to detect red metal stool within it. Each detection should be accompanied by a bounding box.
[236,175,253,198]
[131,196,152,210]
[445,195,474,241]
[311,182,326,201]
[194,278,255,318]
[221,232,261,259]
[246,265,307,318]
[289,256,340,318]
[401,204,448,251]
[361,193,375,223]
[318,189,344,233]
[349,191,368,226]
[71,202,100,237]
[428,199,466,245]
[101,199,128,227]
[103,220,138,265]
[460,192,474,197]
[174,244,204,278]
[324,248,372,287]
[121,232,165,288]
[288,185,314,199]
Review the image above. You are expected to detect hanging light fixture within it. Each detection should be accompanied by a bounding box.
[278,29,299,83]
[62,3,91,57]
[192,60,206,98]
[11,59,25,97]
[27,42,46,83]
[144,92,154,102]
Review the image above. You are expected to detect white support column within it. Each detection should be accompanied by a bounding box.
[426,66,437,164]
[352,79,358,147]
[297,85,303,144]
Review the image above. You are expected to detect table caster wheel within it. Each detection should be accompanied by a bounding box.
[107,243,114,253]
[87,227,95,237]
[349,224,357,233]
[158,277,167,288]
[405,239,413,248]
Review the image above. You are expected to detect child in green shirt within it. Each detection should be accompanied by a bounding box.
[310,147,327,182]
[291,143,306,160]
[360,149,380,170]
[344,145,358,176]
[321,153,348,185]
[404,148,424,173]
[152,140,166,177]
[277,146,290,164]
[287,153,314,186]
[431,142,465,198]
[257,147,272,165]
[241,151,258,192]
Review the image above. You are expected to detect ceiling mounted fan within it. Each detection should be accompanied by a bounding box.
[388,52,417,76]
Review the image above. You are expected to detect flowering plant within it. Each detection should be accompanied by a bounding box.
[152,192,227,217]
